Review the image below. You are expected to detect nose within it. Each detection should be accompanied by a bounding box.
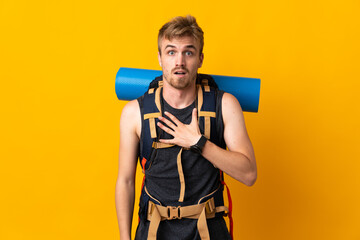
[175,53,185,67]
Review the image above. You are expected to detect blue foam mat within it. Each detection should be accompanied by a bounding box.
[115,67,260,112]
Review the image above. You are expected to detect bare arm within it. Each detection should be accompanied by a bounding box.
[157,92,257,186]
[115,100,141,240]
[202,93,257,185]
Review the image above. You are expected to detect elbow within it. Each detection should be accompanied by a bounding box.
[243,170,257,186]
[115,176,135,196]
[243,155,257,186]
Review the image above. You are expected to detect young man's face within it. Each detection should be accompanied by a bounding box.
[158,35,203,90]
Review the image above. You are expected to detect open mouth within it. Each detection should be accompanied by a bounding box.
[174,71,186,76]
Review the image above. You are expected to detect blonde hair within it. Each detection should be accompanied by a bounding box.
[158,15,204,55]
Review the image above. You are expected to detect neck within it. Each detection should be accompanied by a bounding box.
[162,81,197,109]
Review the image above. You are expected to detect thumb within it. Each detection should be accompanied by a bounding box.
[191,108,198,125]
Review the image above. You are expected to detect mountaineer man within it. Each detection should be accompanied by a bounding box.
[116,15,257,240]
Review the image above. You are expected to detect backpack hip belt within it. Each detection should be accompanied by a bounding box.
[144,185,228,240]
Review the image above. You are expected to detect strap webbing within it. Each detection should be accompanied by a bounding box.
[199,111,216,117]
[204,116,211,139]
[144,112,162,119]
[197,84,203,118]
[196,85,216,139]
[152,142,174,149]
[147,197,227,240]
[220,171,233,239]
[177,148,185,202]
[155,85,162,115]
[149,118,157,139]
[150,143,185,203]
[144,113,162,139]
[202,79,210,92]
[145,84,163,139]
[141,157,147,173]
[197,207,210,240]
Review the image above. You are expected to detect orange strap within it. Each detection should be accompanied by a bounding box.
[177,148,185,202]
[197,84,203,119]
[201,79,210,92]
[152,142,174,149]
[196,85,216,139]
[147,197,227,240]
[144,84,163,139]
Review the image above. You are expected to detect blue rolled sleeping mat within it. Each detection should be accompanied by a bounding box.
[115,67,261,112]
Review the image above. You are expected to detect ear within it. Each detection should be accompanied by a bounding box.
[198,53,204,68]
[158,52,162,67]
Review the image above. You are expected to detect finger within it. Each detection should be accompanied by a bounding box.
[158,115,177,129]
[164,111,182,126]
[190,108,198,126]
[157,122,175,135]
[158,138,174,144]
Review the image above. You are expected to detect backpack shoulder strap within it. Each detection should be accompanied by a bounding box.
[196,74,226,148]
[138,80,163,169]
[215,89,226,149]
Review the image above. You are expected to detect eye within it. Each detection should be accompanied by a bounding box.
[185,51,193,56]
[168,50,175,55]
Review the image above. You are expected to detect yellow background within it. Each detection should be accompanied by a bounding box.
[1,0,359,239]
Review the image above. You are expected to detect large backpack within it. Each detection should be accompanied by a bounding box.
[137,74,234,239]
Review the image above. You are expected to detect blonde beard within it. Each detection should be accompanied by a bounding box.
[163,73,197,90]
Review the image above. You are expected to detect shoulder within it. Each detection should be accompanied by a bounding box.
[220,92,246,131]
[120,99,141,138]
[121,99,140,119]
[221,92,243,116]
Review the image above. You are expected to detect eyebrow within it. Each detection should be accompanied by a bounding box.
[164,44,197,50]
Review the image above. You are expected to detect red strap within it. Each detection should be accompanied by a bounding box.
[141,157,147,172]
[141,157,147,195]
[220,171,233,239]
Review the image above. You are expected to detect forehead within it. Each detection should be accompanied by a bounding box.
[160,35,200,50]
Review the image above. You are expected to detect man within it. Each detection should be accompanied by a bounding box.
[116,15,257,240]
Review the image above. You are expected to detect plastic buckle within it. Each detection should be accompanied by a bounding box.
[148,201,155,217]
[167,206,181,220]
[205,198,215,214]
